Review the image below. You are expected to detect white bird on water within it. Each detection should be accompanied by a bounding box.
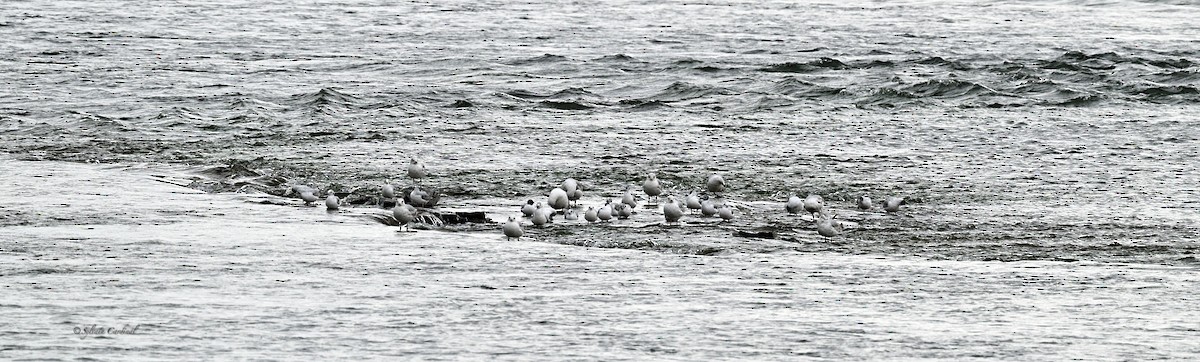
[548,187,570,213]
[685,192,702,213]
[563,178,583,207]
[521,200,536,217]
[663,196,684,223]
[621,184,638,209]
[785,195,803,215]
[531,206,550,227]
[706,174,725,193]
[597,201,614,222]
[584,206,598,223]
[718,205,735,221]
[562,178,578,194]
[858,195,873,211]
[803,194,824,219]
[884,196,905,213]
[393,200,415,232]
[643,173,662,204]
[325,191,340,210]
[700,200,718,217]
[503,216,524,241]
[408,158,426,184]
[815,214,843,239]
[615,202,633,219]
[300,191,319,206]
[292,184,316,195]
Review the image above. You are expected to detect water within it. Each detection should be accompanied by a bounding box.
[1,0,1199,359]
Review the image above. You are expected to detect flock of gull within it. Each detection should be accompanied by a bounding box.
[289,158,907,241]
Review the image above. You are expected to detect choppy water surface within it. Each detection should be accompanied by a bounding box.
[1,0,1198,359]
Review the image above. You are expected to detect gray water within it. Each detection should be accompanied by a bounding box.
[1,0,1199,360]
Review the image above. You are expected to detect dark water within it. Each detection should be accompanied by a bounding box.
[1,0,1199,359]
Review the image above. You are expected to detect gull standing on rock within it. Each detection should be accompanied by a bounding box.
[408,158,426,184]
[380,183,397,208]
[643,173,662,204]
[409,186,429,207]
[858,195,873,211]
[884,196,905,213]
[803,194,824,219]
[706,174,725,193]
[503,216,524,241]
[663,196,684,223]
[393,200,415,232]
[786,195,803,215]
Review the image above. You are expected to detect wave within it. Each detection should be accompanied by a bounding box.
[643,81,730,103]
[854,87,921,108]
[507,53,569,65]
[290,87,363,108]
[761,57,848,73]
[768,77,844,98]
[538,100,594,110]
[901,79,1002,99]
[593,54,640,63]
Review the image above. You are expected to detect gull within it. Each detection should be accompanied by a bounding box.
[706,174,725,193]
[663,196,684,223]
[597,201,614,222]
[700,200,718,217]
[548,187,570,213]
[563,178,583,207]
[884,196,905,213]
[685,192,702,213]
[291,184,316,195]
[562,178,578,194]
[564,208,579,221]
[407,158,426,184]
[615,203,633,219]
[393,200,415,232]
[718,205,735,221]
[300,191,319,206]
[382,183,396,200]
[621,184,638,209]
[803,194,824,219]
[521,200,536,217]
[643,173,662,204]
[503,216,524,241]
[858,195,873,211]
[568,188,583,208]
[380,183,397,208]
[325,191,340,210]
[531,206,550,227]
[815,214,843,240]
[785,195,803,215]
[409,186,429,207]
[584,206,599,222]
